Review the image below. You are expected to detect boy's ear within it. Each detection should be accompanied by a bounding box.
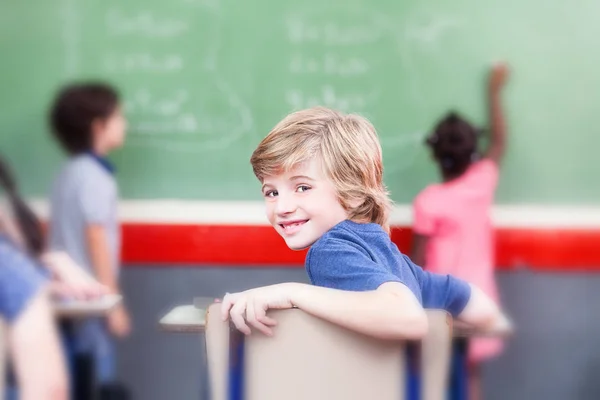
[91,117,106,137]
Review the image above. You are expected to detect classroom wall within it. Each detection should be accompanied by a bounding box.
[116,266,600,400]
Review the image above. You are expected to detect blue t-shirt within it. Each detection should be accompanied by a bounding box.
[306,220,471,316]
[0,235,46,323]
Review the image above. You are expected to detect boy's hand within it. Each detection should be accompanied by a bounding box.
[220,283,297,336]
[489,63,509,92]
[108,304,132,338]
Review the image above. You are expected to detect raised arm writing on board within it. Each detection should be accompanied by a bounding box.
[484,63,510,164]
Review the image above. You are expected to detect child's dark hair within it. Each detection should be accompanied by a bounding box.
[0,155,44,256]
[425,111,482,177]
[49,83,120,154]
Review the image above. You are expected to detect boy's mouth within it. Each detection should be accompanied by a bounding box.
[279,220,308,235]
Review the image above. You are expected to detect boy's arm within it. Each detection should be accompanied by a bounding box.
[484,63,510,164]
[456,284,511,332]
[86,224,131,337]
[86,224,118,292]
[222,237,428,340]
[419,266,510,331]
[221,281,428,340]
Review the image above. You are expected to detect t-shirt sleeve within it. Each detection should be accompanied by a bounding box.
[306,238,403,291]
[415,266,471,316]
[413,190,437,235]
[0,240,46,324]
[78,173,113,224]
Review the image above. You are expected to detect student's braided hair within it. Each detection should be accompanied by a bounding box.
[0,154,44,256]
[425,111,483,177]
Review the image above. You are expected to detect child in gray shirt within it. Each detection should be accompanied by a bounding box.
[48,83,130,391]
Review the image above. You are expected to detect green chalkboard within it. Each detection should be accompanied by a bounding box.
[0,0,597,204]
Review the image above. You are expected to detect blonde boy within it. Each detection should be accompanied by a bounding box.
[221,107,503,339]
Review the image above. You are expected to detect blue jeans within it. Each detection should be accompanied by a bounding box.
[5,387,18,400]
[64,318,116,385]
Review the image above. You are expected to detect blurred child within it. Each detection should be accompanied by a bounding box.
[0,151,110,399]
[219,107,507,345]
[47,83,131,395]
[0,154,76,400]
[0,154,107,300]
[411,63,510,400]
[0,237,68,400]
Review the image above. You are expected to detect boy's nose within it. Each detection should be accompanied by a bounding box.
[275,193,298,215]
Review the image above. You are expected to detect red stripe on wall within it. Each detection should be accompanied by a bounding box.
[495,229,599,271]
[120,224,600,271]
[121,224,306,265]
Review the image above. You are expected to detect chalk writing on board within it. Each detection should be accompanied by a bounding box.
[101,4,253,152]
[130,114,197,135]
[126,78,254,152]
[103,53,184,74]
[132,112,253,137]
[403,16,462,46]
[286,86,379,112]
[124,89,188,117]
[105,8,188,38]
[289,54,369,76]
[180,0,223,72]
[283,8,386,112]
[286,16,384,45]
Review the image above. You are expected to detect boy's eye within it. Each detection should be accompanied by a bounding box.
[264,190,278,198]
[296,185,311,193]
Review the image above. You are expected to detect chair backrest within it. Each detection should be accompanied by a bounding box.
[207,304,456,400]
[421,310,453,400]
[242,309,407,400]
[205,304,230,400]
[205,305,453,400]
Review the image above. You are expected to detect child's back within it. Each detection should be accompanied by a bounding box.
[412,65,509,381]
[414,159,498,300]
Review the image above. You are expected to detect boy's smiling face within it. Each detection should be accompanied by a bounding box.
[261,158,349,250]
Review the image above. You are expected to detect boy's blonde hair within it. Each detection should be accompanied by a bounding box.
[250,107,393,233]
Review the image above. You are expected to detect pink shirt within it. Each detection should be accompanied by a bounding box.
[413,159,502,362]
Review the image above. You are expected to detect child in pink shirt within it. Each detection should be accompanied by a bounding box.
[412,63,509,400]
